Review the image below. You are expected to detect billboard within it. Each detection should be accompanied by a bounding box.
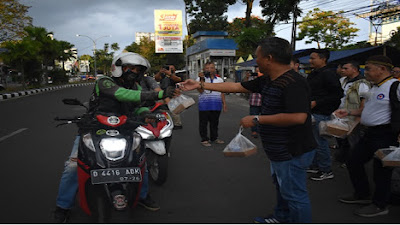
[154,10,183,53]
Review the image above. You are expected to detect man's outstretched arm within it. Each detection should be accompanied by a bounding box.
[179,79,249,93]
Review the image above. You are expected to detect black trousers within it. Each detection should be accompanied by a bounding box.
[199,110,221,142]
[346,125,397,208]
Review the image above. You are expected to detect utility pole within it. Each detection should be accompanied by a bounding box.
[291,4,298,50]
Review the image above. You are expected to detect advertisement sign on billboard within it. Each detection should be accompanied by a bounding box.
[154,10,183,53]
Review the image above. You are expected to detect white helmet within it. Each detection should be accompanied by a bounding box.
[111,52,151,77]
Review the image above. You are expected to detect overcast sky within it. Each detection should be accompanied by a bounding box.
[19,0,370,57]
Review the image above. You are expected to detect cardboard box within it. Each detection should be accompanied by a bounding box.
[326,123,349,137]
[375,148,400,167]
[171,104,186,114]
[223,147,257,157]
[325,119,360,138]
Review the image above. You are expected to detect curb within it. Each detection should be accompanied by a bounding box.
[0,83,94,101]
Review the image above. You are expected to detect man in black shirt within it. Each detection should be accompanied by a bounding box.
[306,49,343,181]
[155,65,184,129]
[179,37,316,223]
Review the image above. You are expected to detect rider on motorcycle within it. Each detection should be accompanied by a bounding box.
[53,52,176,223]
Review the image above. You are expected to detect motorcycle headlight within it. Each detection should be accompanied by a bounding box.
[100,138,127,161]
[83,133,95,152]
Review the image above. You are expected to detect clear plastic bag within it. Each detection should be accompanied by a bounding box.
[167,94,195,114]
[223,126,257,157]
[383,147,400,162]
[319,113,351,138]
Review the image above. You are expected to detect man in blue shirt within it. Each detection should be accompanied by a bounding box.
[195,61,227,147]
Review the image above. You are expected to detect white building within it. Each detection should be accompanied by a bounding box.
[135,32,155,44]
[359,3,400,45]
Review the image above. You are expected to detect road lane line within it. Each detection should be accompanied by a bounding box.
[0,128,28,142]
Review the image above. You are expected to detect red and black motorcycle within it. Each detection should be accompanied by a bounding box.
[55,98,146,222]
[136,102,174,185]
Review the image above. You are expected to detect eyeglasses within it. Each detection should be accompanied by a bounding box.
[392,70,400,73]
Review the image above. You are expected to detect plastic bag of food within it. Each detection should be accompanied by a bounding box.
[167,94,195,114]
[319,114,350,138]
[223,126,257,157]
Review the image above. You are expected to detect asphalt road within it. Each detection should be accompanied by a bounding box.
[0,85,399,223]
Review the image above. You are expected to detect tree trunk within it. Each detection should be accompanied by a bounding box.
[20,59,26,90]
[245,0,254,28]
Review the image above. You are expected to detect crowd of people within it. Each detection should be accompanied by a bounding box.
[52,37,400,223]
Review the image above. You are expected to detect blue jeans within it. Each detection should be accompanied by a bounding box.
[311,114,332,173]
[270,150,316,223]
[56,135,149,209]
[249,106,261,133]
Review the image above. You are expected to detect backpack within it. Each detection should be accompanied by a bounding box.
[389,81,400,135]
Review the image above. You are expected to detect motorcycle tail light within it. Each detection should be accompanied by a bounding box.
[83,133,95,152]
[100,138,127,161]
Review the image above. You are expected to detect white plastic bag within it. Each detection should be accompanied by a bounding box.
[167,94,195,114]
[223,126,257,157]
[383,147,400,162]
[319,113,350,138]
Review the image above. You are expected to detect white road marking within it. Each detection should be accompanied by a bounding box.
[0,128,28,142]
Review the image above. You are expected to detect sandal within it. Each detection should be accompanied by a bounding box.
[201,140,211,147]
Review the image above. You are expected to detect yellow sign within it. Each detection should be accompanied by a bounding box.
[154,10,182,36]
[154,10,183,53]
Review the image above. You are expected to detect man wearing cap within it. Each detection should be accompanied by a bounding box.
[336,55,400,217]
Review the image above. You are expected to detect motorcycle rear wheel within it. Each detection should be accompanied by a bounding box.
[147,151,168,185]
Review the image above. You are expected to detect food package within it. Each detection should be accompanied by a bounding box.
[167,94,195,114]
[319,114,359,139]
[223,126,257,157]
[375,146,400,167]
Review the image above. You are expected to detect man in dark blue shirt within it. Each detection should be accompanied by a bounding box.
[180,37,316,223]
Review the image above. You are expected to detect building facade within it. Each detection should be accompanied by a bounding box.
[186,31,237,80]
[135,32,155,44]
[359,3,400,45]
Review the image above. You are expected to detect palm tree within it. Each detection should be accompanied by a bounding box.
[1,39,40,89]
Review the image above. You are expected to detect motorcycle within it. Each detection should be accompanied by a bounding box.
[55,98,146,222]
[136,102,174,185]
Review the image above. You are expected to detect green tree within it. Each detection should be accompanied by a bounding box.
[1,26,76,86]
[56,40,76,71]
[1,39,40,88]
[227,16,271,57]
[0,0,32,42]
[184,0,236,35]
[259,0,302,35]
[297,8,359,49]
[95,42,119,75]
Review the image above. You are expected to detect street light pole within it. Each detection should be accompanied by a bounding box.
[76,34,111,76]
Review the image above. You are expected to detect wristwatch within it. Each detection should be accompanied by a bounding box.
[252,115,259,126]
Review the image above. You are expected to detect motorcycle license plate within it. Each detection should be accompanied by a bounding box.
[90,167,142,184]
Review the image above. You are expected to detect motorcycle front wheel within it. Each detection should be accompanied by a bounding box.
[147,151,168,185]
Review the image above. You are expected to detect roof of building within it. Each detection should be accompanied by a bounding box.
[186,38,238,56]
[235,46,399,67]
[298,46,380,64]
[192,31,228,38]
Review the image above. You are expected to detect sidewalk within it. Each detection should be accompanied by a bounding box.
[0,82,94,101]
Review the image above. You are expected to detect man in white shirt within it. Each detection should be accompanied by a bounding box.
[333,61,371,164]
[336,55,400,218]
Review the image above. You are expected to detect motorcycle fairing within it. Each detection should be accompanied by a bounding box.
[145,140,166,155]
